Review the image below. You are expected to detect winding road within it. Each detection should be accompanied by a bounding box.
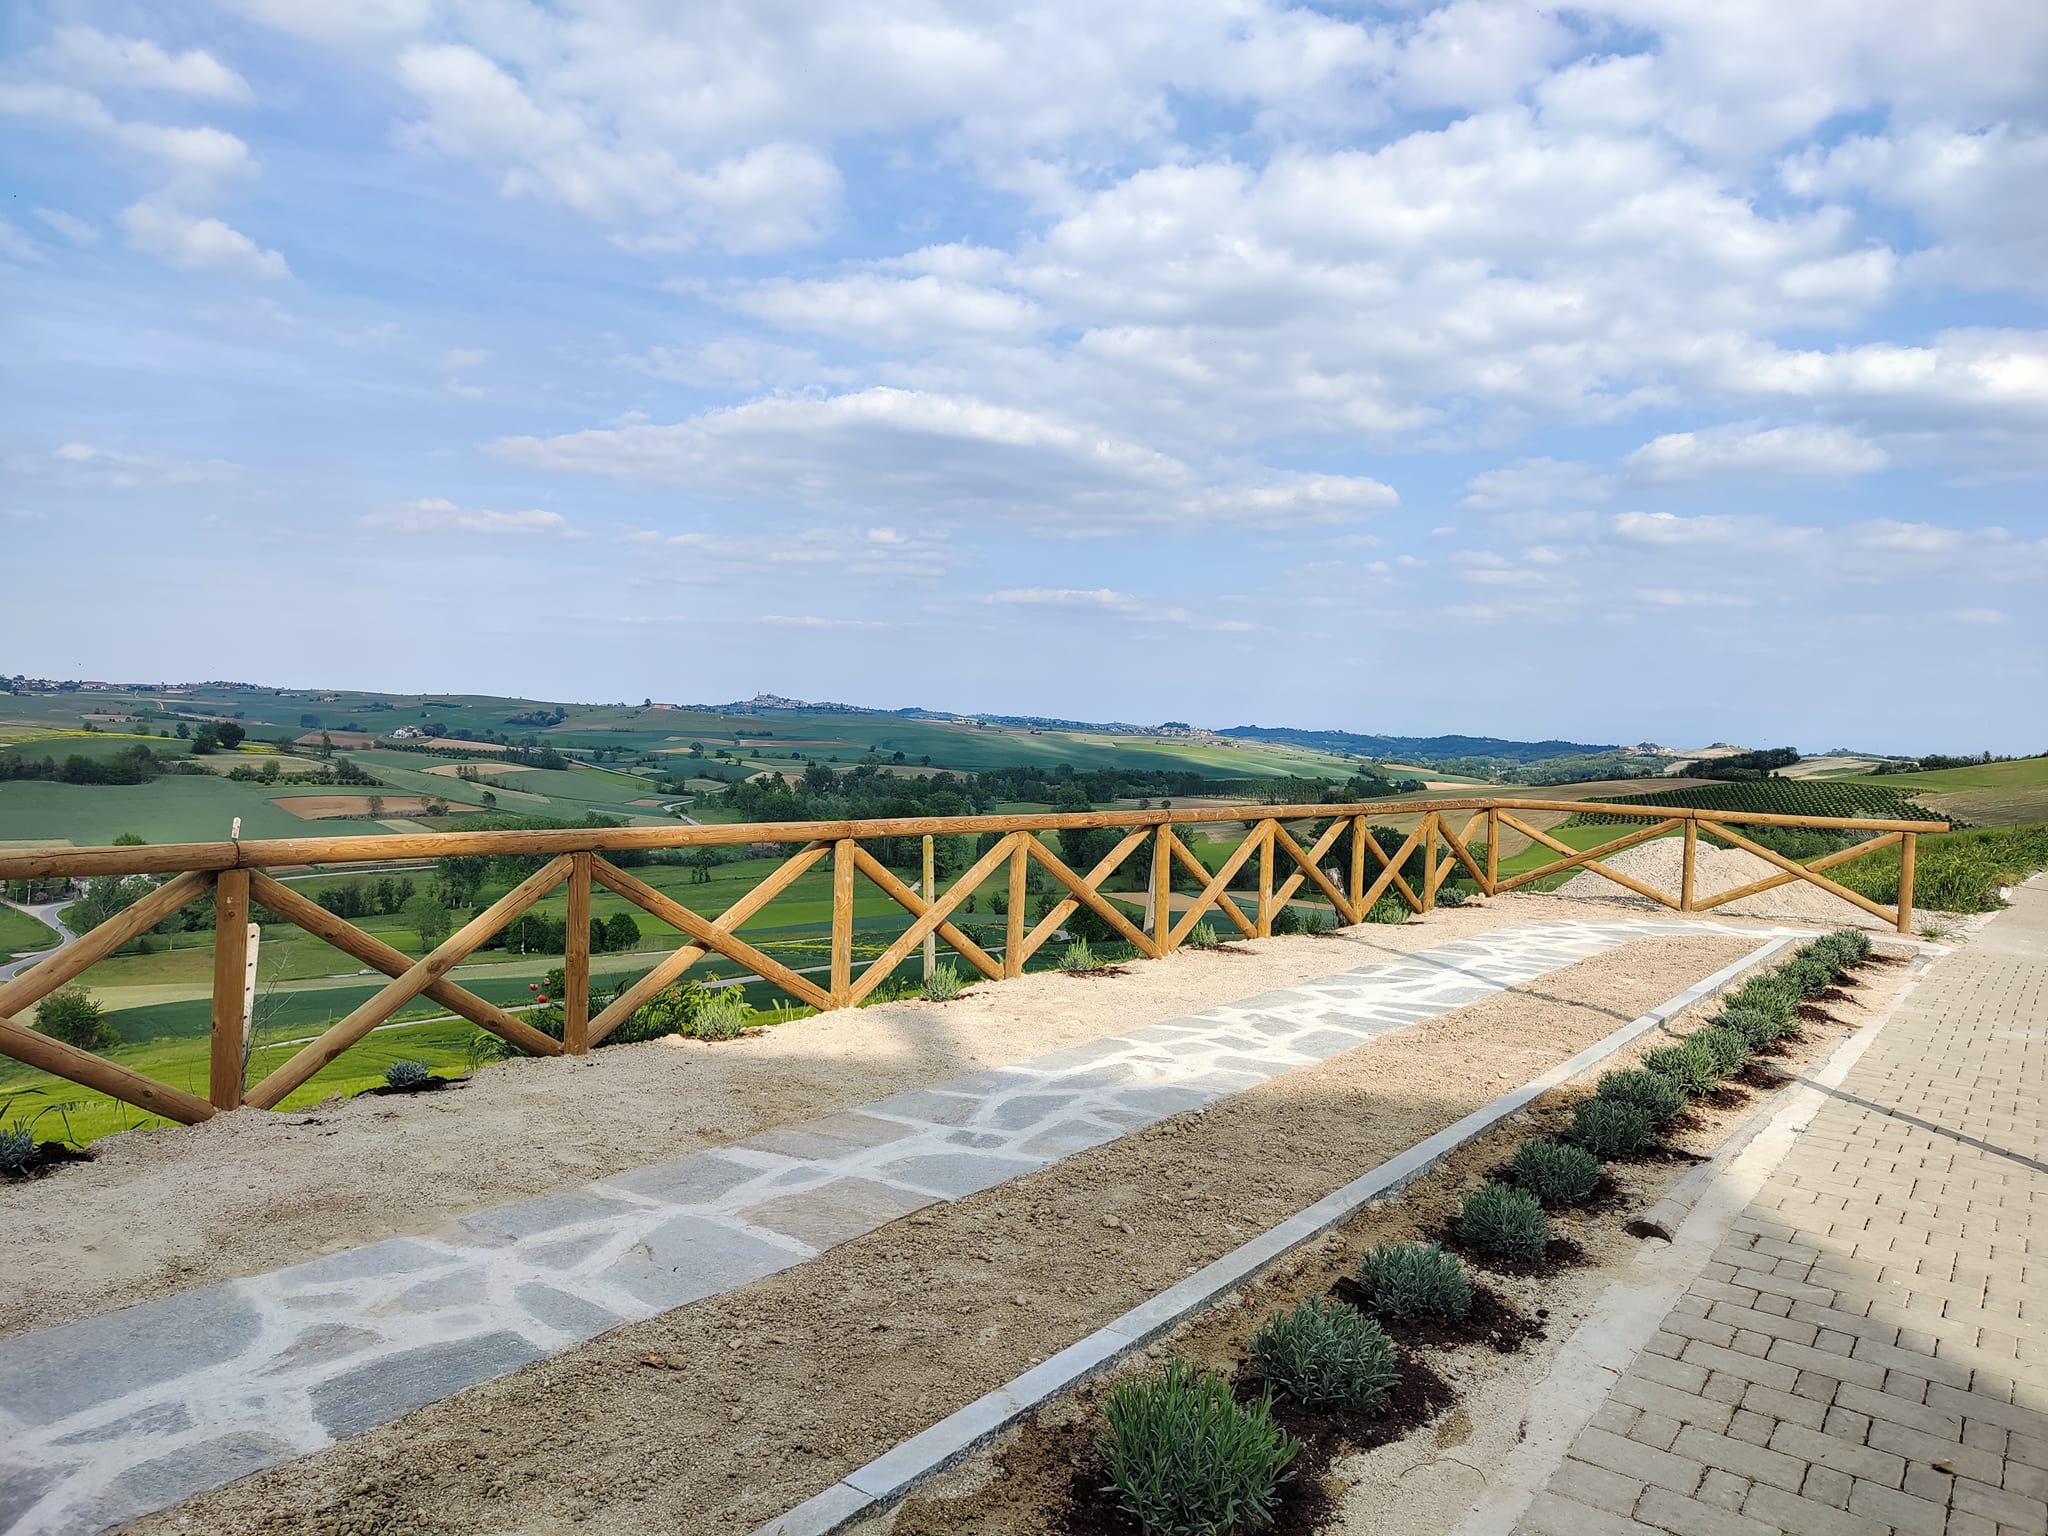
[0,896,75,984]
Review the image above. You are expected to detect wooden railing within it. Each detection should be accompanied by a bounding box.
[0,798,1943,1127]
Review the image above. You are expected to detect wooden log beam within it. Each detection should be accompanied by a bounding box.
[249,873,561,1056]
[0,1018,214,1125]
[1898,832,1918,935]
[1005,837,1029,979]
[1268,816,1349,914]
[1492,814,1681,907]
[831,839,855,1005]
[1165,830,1257,938]
[0,797,1947,881]
[1359,821,1426,914]
[1434,813,1489,896]
[584,843,831,1046]
[210,870,251,1110]
[1168,825,1266,946]
[1151,823,1173,952]
[564,853,592,1056]
[844,844,1004,983]
[1689,831,1901,913]
[1019,828,1160,961]
[846,838,1014,1004]
[244,856,573,1110]
[0,870,212,1019]
[1270,820,1359,923]
[592,858,833,1013]
[1701,822,1903,928]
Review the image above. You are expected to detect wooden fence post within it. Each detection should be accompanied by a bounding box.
[1421,814,1438,913]
[210,869,251,1109]
[1350,815,1367,914]
[1006,835,1028,977]
[1485,808,1498,895]
[921,835,936,982]
[564,852,592,1054]
[1680,819,1698,913]
[1150,822,1172,953]
[1256,820,1275,937]
[1897,832,1917,934]
[831,838,856,1005]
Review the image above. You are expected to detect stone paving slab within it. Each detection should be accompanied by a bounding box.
[1514,884,2048,1536]
[0,916,1805,1536]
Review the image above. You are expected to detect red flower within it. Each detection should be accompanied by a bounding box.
[537,994,550,1004]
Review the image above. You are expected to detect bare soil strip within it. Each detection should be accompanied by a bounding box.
[131,933,1766,1536]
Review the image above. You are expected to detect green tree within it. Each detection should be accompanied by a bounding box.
[175,721,189,739]
[604,911,641,951]
[403,893,451,949]
[37,986,117,1051]
[111,832,146,846]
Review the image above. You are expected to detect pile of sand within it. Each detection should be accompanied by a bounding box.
[1556,838,1912,928]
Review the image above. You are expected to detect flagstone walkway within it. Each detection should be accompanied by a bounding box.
[1514,882,2047,1536]
[0,917,1801,1536]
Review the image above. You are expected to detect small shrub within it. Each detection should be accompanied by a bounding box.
[1357,1241,1472,1320]
[1099,1359,1300,1536]
[1251,1298,1399,1414]
[1269,904,1302,936]
[1435,885,1469,908]
[1511,1137,1602,1207]
[383,1059,432,1090]
[691,987,750,1041]
[467,1030,523,1069]
[1829,928,1873,964]
[1062,938,1099,971]
[1595,1068,1686,1126]
[0,1125,35,1177]
[1461,1183,1550,1262]
[1777,954,1836,1000]
[1726,973,1799,1023]
[1643,1038,1719,1097]
[1364,896,1410,924]
[1692,1025,1751,1077]
[1572,1097,1655,1158]
[1718,1005,1785,1050]
[920,961,967,1002]
[1297,907,1331,935]
[1186,919,1221,949]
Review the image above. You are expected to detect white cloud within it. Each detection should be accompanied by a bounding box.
[1623,423,1889,483]
[367,498,572,536]
[758,614,893,629]
[492,387,1395,533]
[986,587,1194,625]
[0,217,44,264]
[32,207,96,244]
[1462,458,1617,510]
[48,27,252,102]
[120,200,287,279]
[43,442,242,487]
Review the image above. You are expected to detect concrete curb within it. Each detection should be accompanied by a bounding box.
[748,934,1801,1536]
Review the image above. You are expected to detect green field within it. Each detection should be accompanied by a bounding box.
[1567,779,1946,825]
[0,903,59,959]
[1846,758,2048,828]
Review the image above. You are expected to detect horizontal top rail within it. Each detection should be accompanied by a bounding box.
[0,797,1949,879]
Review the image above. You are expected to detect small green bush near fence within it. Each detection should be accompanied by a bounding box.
[1251,1298,1399,1414]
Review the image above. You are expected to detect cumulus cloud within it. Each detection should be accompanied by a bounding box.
[120,200,287,279]
[44,441,241,487]
[47,27,252,101]
[1623,423,1889,483]
[367,498,573,536]
[492,387,1395,533]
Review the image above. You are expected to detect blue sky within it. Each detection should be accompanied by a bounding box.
[2,2,2044,752]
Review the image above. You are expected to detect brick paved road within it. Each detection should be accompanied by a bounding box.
[1521,881,2047,1536]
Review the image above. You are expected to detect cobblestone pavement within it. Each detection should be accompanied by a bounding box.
[1519,883,2046,1536]
[0,916,1789,1536]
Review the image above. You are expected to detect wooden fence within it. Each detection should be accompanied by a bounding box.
[0,797,1943,1126]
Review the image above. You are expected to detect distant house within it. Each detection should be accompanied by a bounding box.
[390,725,427,740]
